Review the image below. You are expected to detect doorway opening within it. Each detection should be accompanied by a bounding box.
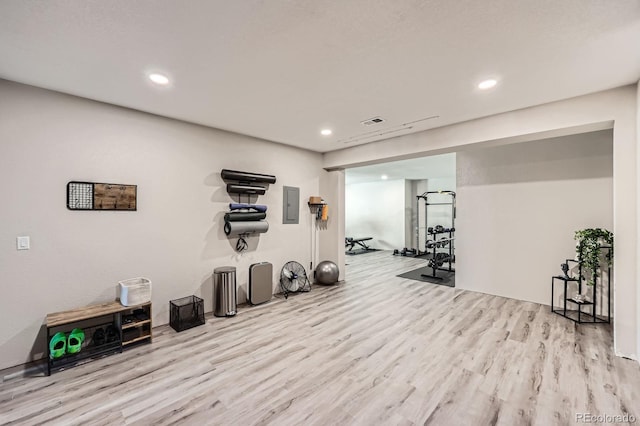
[345,153,457,286]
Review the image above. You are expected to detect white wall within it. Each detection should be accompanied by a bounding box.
[324,85,638,360]
[345,179,405,250]
[456,131,613,305]
[637,81,640,359]
[404,180,413,248]
[319,169,345,281]
[411,179,429,250]
[0,80,335,370]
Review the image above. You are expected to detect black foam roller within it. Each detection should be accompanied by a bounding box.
[221,169,276,184]
[226,183,266,195]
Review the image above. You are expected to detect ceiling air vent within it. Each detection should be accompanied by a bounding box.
[361,116,385,126]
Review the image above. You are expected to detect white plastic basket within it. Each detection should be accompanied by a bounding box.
[118,277,152,306]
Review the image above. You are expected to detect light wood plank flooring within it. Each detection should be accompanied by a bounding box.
[1,251,639,425]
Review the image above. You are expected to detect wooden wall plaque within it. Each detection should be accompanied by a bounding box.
[67,181,137,211]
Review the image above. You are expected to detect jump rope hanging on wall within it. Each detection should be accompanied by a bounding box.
[221,169,276,252]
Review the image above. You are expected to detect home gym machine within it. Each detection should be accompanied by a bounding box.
[419,191,456,280]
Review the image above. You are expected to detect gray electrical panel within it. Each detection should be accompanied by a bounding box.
[283,186,299,224]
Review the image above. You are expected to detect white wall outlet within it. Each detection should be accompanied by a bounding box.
[16,236,30,250]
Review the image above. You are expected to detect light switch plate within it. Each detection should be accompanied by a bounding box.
[16,236,30,250]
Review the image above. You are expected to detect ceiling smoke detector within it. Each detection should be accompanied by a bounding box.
[361,117,385,126]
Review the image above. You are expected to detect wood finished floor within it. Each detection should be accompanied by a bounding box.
[1,251,639,425]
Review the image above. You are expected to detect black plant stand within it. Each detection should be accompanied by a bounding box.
[551,248,611,324]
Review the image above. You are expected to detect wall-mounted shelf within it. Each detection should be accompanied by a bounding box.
[308,202,327,209]
[308,202,328,221]
[221,169,276,195]
[221,169,275,250]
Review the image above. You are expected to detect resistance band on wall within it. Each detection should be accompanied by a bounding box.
[236,235,249,252]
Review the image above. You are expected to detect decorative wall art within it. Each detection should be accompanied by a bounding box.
[67,181,137,211]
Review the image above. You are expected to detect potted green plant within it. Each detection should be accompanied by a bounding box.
[574,228,613,286]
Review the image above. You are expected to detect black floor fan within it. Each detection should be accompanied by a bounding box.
[280,261,311,299]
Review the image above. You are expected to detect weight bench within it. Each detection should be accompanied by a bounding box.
[345,237,376,255]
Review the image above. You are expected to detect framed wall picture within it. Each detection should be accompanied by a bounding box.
[67,181,137,211]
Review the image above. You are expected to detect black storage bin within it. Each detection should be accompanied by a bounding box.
[170,295,205,332]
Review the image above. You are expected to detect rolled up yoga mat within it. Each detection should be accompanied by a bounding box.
[226,184,266,195]
[224,212,267,222]
[229,203,267,213]
[49,332,66,359]
[224,220,269,236]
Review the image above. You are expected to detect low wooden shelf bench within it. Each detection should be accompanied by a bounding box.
[46,301,152,375]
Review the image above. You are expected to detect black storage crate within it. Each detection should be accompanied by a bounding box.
[170,295,205,332]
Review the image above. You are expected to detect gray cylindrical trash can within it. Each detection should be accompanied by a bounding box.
[213,266,237,317]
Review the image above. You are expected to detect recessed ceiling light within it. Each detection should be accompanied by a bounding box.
[381,175,388,180]
[478,79,497,90]
[321,129,332,136]
[148,73,170,86]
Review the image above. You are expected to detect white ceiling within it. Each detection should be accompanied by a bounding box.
[1,1,638,153]
[346,153,455,184]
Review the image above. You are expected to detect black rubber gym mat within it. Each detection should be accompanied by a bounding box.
[397,267,455,287]
[345,248,380,255]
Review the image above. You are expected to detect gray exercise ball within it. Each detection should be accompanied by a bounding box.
[315,261,339,285]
